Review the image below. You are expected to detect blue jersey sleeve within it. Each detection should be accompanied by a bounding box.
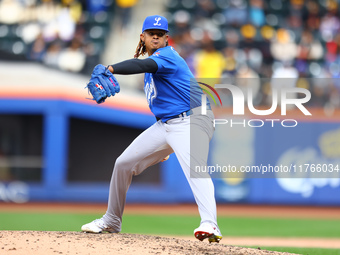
[148,47,177,75]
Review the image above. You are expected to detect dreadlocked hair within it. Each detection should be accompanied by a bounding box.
[134,39,146,59]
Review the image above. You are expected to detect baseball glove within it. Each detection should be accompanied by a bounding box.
[86,64,120,104]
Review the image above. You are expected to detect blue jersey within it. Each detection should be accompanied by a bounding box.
[144,46,207,122]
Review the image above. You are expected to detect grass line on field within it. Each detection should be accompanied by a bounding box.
[121,214,340,238]
[0,212,339,239]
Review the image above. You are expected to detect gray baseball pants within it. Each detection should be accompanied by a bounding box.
[102,109,217,231]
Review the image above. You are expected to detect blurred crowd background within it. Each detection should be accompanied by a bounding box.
[0,0,118,74]
[0,0,340,108]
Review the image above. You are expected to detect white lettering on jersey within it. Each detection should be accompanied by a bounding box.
[145,76,157,105]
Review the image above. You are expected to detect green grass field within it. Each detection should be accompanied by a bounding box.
[0,212,339,255]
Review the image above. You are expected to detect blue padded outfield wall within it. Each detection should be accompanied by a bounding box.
[212,120,340,206]
[0,98,340,205]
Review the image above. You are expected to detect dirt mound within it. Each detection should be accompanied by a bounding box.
[0,231,298,255]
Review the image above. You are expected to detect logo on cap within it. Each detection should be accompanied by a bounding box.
[154,17,161,26]
[142,15,169,32]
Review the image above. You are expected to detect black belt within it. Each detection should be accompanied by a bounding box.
[156,109,192,123]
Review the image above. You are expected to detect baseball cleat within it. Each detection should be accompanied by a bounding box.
[208,234,222,243]
[194,222,222,243]
[81,218,117,233]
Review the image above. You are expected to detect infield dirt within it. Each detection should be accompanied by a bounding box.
[0,231,298,255]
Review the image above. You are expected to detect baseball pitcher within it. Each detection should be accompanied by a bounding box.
[82,15,222,243]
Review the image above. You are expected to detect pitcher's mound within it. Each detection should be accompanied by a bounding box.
[0,231,298,255]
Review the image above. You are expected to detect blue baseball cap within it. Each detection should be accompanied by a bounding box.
[142,15,169,33]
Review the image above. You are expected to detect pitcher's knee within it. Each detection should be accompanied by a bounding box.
[114,155,134,174]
